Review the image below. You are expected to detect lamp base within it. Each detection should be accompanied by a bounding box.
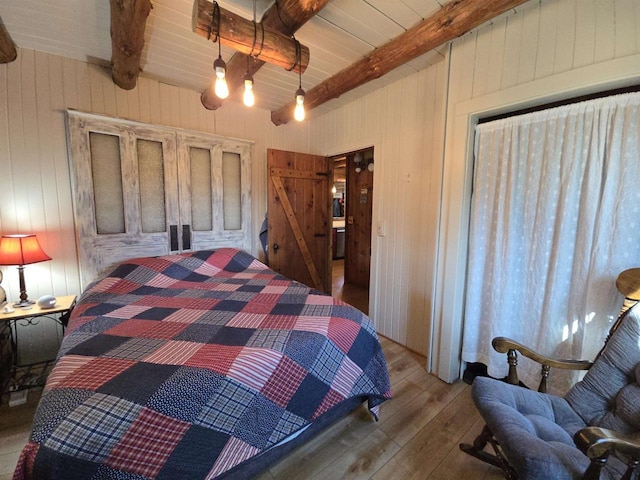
[13,299,35,308]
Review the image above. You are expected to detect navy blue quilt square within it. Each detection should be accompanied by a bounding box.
[237,284,264,292]
[174,323,221,343]
[66,334,128,357]
[284,331,325,369]
[130,285,163,296]
[109,262,139,279]
[210,327,254,346]
[83,303,125,317]
[164,263,196,280]
[270,303,304,316]
[287,374,330,419]
[234,395,285,449]
[97,362,179,404]
[33,445,100,479]
[156,426,230,480]
[214,299,248,312]
[184,272,210,282]
[147,367,222,423]
[133,307,178,320]
[348,329,377,369]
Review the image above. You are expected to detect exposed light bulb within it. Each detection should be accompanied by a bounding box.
[332,185,337,194]
[294,87,305,122]
[243,76,255,107]
[213,56,229,99]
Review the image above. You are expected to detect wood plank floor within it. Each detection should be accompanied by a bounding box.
[0,337,504,479]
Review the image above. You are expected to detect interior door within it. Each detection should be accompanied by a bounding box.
[345,149,373,288]
[267,149,332,293]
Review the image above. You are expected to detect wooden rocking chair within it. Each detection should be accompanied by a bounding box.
[460,268,640,480]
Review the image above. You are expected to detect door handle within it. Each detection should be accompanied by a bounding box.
[170,225,178,251]
[273,243,279,253]
[182,224,191,250]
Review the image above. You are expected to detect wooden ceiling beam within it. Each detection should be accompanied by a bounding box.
[192,0,310,74]
[271,0,530,125]
[0,16,17,64]
[201,0,329,110]
[110,0,152,90]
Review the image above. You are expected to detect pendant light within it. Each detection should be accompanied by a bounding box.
[293,39,305,122]
[211,3,228,99]
[213,44,228,99]
[243,0,257,107]
[243,70,255,107]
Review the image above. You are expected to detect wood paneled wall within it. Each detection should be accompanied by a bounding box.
[0,48,309,360]
[309,62,448,358]
[434,0,640,382]
[2,0,639,378]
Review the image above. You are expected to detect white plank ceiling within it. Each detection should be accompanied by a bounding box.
[0,0,526,119]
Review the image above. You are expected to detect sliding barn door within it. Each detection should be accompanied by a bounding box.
[267,149,332,293]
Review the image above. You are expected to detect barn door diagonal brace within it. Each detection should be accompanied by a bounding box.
[270,175,323,291]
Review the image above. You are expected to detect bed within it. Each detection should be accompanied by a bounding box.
[13,248,391,479]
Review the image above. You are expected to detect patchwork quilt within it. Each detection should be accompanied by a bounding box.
[14,248,391,480]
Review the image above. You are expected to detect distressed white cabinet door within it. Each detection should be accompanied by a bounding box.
[67,111,179,288]
[177,131,252,254]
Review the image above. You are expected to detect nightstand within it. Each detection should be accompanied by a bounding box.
[0,295,76,404]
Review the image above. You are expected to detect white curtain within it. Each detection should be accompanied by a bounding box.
[462,92,640,392]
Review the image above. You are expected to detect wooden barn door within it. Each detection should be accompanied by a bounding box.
[267,149,332,293]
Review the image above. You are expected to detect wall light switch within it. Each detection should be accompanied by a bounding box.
[377,220,386,237]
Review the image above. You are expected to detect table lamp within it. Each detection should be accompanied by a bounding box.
[0,234,51,307]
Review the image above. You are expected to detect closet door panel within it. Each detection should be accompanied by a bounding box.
[177,132,252,253]
[67,111,178,287]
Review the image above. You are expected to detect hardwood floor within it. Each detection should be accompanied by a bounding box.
[255,336,504,480]
[0,337,504,480]
[332,259,369,314]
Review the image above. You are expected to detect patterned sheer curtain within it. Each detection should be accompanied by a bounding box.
[462,92,640,392]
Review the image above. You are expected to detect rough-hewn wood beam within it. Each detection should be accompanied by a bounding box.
[0,16,17,64]
[201,0,329,110]
[271,0,530,125]
[193,0,309,76]
[110,0,151,90]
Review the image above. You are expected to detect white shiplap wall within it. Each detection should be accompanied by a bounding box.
[0,48,310,360]
[309,61,448,358]
[434,0,640,382]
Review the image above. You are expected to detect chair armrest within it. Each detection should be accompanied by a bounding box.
[575,426,640,461]
[492,337,593,370]
[492,337,593,391]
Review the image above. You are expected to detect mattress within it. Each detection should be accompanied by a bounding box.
[14,248,391,479]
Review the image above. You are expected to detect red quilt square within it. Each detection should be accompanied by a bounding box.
[241,293,279,314]
[106,408,190,478]
[260,357,307,407]
[260,315,296,330]
[57,357,135,390]
[313,388,346,419]
[327,317,360,353]
[105,319,188,339]
[184,344,243,375]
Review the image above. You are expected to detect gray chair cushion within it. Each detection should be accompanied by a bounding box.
[566,305,640,433]
[473,377,589,480]
[471,303,640,479]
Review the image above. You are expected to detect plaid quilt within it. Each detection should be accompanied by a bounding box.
[14,248,391,480]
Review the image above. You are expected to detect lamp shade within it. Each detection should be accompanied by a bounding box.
[0,234,51,266]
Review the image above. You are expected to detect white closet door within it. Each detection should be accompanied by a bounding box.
[177,131,252,253]
[67,111,179,287]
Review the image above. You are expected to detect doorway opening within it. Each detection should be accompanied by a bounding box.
[330,147,374,314]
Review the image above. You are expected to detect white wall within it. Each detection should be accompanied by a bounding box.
[0,48,310,359]
[433,0,640,382]
[308,62,448,358]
